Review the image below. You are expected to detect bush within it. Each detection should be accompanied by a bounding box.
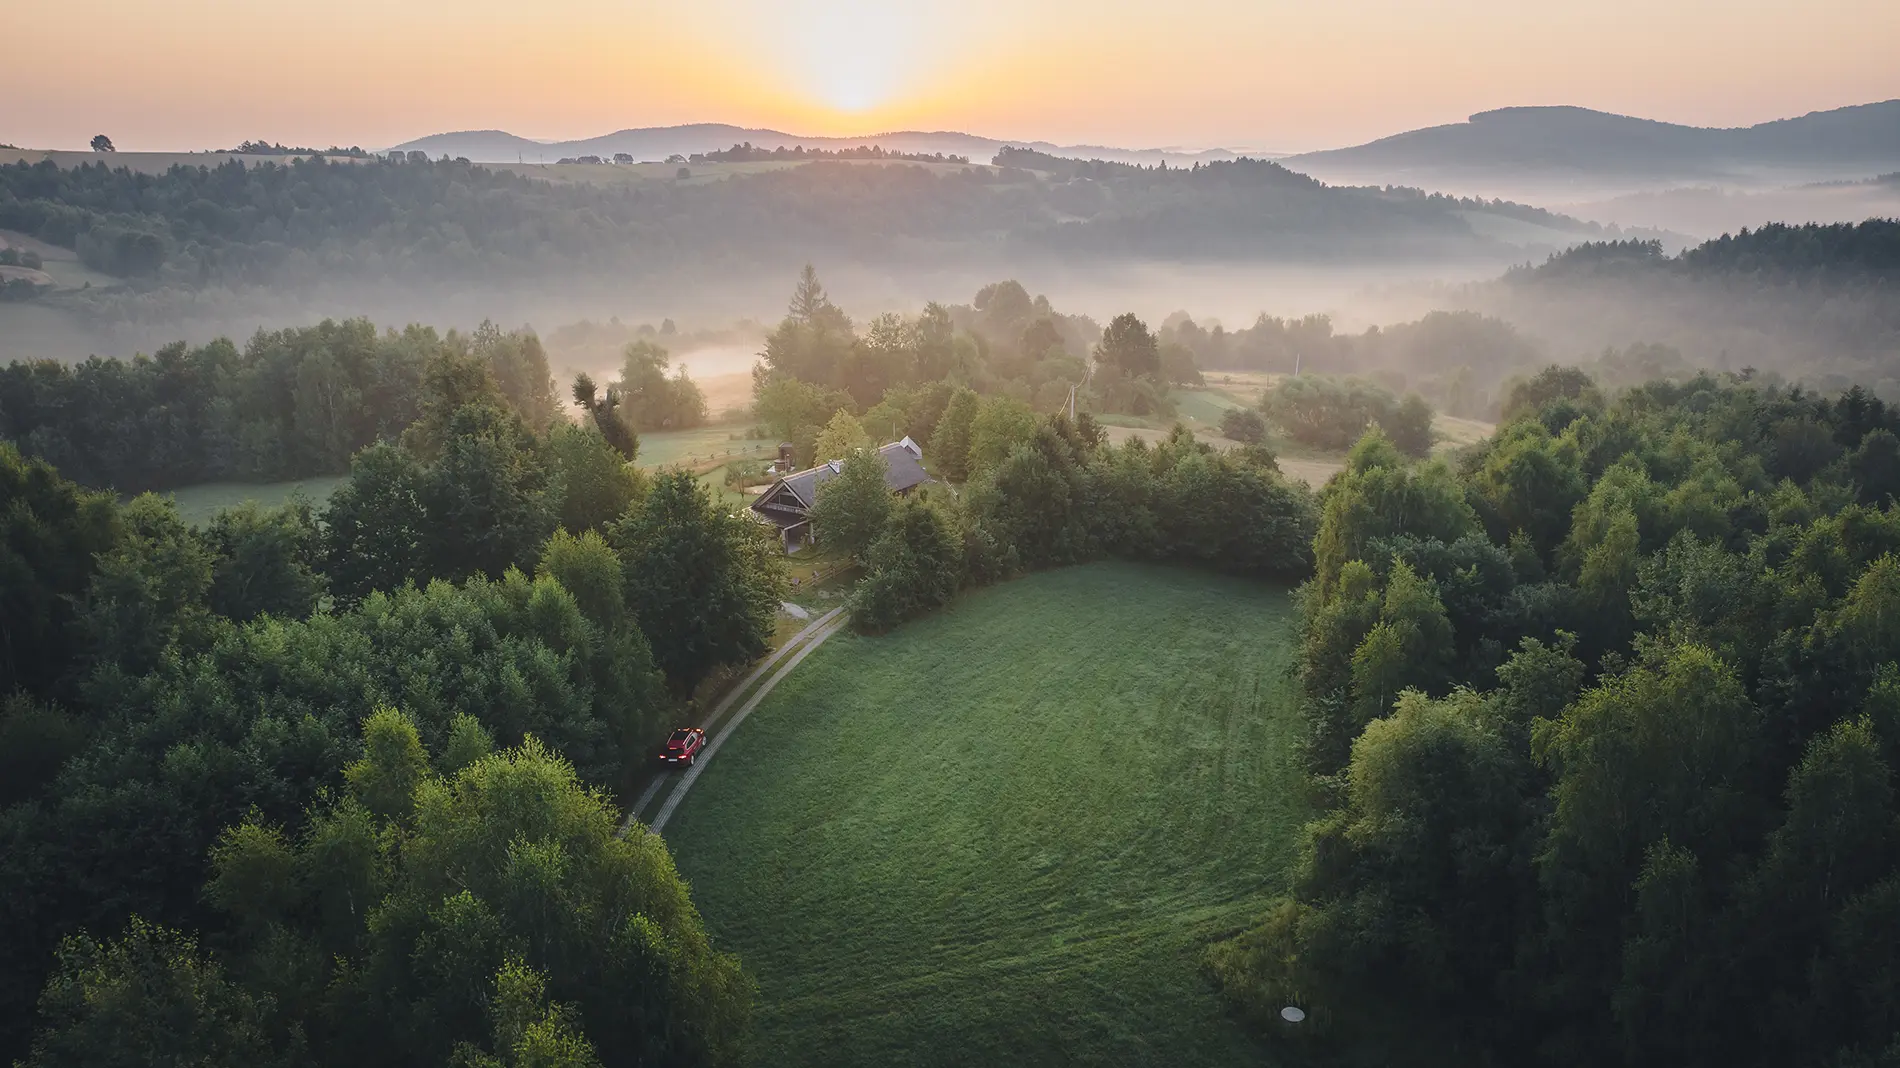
[1221,407,1268,443]
[1263,374,1434,457]
[849,497,963,632]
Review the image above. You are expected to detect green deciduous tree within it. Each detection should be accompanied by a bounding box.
[547,423,643,535]
[202,499,325,622]
[614,472,785,696]
[809,447,892,561]
[537,529,630,633]
[965,396,1040,478]
[0,442,122,698]
[75,493,215,677]
[22,918,291,1068]
[321,441,429,605]
[194,724,751,1067]
[1094,313,1160,379]
[848,497,962,632]
[811,409,871,464]
[617,341,707,432]
[418,403,558,582]
[569,374,639,462]
[1220,407,1267,444]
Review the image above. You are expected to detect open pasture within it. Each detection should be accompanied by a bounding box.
[665,562,1306,1067]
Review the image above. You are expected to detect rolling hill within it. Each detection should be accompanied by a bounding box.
[1285,100,1900,193]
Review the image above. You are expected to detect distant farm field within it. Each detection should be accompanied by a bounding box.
[664,562,1305,1067]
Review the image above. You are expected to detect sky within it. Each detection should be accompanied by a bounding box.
[5,0,1898,153]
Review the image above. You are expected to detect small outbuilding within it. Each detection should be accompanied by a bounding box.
[750,437,928,551]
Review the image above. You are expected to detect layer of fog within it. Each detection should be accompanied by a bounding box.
[1289,161,1900,241]
[0,256,1506,368]
[1553,181,1900,240]
[8,230,1891,411]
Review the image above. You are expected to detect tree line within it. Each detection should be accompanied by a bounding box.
[689,143,970,165]
[0,337,784,1063]
[747,268,1203,473]
[1520,220,1900,281]
[825,412,1318,632]
[1208,367,1900,1066]
[0,318,714,493]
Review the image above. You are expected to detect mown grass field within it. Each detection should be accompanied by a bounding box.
[665,562,1305,1067]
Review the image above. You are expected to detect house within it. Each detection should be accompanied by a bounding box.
[750,438,929,551]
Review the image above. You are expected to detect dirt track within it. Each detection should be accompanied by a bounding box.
[621,607,848,836]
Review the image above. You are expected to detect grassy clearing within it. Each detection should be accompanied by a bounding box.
[1172,387,1249,425]
[1434,414,1496,451]
[665,562,1304,1067]
[161,476,347,526]
[638,424,772,469]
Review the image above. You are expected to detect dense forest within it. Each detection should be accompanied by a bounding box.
[1209,368,1900,1066]
[0,329,784,1063]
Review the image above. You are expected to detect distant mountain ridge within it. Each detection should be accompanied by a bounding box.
[1285,101,1900,188]
[389,101,1900,195]
[386,125,1247,167]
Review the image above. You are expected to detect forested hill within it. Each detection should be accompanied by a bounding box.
[1516,220,1900,281]
[1286,100,1900,185]
[1464,220,1900,394]
[0,153,1593,309]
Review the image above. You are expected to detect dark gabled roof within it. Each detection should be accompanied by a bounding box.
[752,438,929,516]
[876,437,930,493]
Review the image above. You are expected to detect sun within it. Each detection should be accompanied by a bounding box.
[776,0,932,119]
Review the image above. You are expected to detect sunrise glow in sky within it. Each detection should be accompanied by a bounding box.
[6,0,1898,152]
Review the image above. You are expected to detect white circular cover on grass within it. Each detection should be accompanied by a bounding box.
[1281,1006,1306,1023]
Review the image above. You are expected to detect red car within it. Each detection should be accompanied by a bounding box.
[659,727,706,767]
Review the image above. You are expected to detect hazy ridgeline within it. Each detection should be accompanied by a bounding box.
[0,149,1609,363]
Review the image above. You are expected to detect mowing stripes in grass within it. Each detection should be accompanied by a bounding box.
[664,562,1306,1067]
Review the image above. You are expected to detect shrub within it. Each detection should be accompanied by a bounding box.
[1221,407,1268,443]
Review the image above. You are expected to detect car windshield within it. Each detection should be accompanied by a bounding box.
[668,730,692,745]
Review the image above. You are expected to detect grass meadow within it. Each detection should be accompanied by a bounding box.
[162,476,348,526]
[664,562,1306,1067]
[637,424,773,469]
